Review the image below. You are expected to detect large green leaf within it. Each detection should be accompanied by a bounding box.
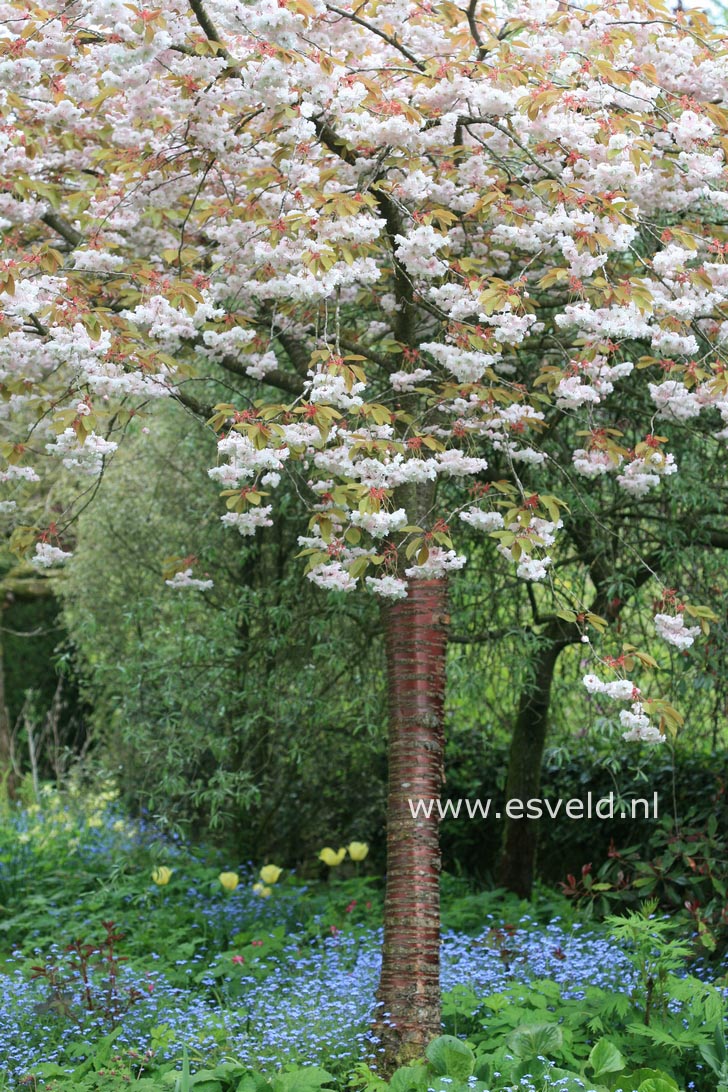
[272,1067,336,1092]
[639,1080,682,1092]
[587,1039,625,1079]
[615,1070,678,1092]
[507,1022,563,1061]
[425,1035,475,1079]
[388,1064,428,1092]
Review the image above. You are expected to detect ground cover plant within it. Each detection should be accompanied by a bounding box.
[1,789,727,1092]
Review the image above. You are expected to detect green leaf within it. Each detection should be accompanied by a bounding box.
[700,1024,728,1073]
[177,1044,192,1092]
[348,556,370,580]
[638,1080,681,1092]
[507,1022,563,1061]
[405,537,422,559]
[237,1074,270,1092]
[22,1064,69,1078]
[272,1067,336,1092]
[386,1066,428,1092]
[588,1039,625,1079]
[425,1035,475,1079]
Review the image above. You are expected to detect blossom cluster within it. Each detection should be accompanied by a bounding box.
[583,674,664,744]
[654,612,701,650]
[165,568,214,591]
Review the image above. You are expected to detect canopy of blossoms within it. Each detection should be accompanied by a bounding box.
[0,0,726,741]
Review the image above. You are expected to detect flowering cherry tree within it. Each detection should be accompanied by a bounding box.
[1,0,727,1064]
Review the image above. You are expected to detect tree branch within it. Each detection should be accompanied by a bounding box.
[217,353,304,396]
[325,4,425,71]
[312,116,416,345]
[338,335,394,372]
[2,570,54,605]
[173,388,215,419]
[465,0,488,60]
[313,117,357,167]
[276,331,311,378]
[41,212,84,247]
[187,0,242,77]
[188,0,226,49]
[706,529,728,549]
[449,626,518,643]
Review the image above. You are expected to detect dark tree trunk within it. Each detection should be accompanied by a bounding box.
[0,574,53,798]
[498,631,565,898]
[0,627,18,798]
[373,577,448,1070]
[497,523,658,900]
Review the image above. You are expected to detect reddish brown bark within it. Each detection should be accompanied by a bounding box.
[373,577,448,1070]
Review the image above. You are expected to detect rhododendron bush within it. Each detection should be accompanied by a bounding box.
[1,0,727,1062]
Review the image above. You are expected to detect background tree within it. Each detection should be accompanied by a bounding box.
[60,402,387,858]
[495,395,728,895]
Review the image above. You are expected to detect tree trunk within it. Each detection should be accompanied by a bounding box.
[498,632,564,898]
[373,576,448,1070]
[0,623,18,799]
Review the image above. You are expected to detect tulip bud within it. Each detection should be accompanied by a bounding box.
[318,846,347,867]
[151,866,173,886]
[259,864,283,885]
[219,871,239,892]
[347,841,369,862]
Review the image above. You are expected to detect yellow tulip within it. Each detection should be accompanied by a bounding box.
[252,882,272,898]
[260,864,283,885]
[152,866,173,886]
[219,871,239,892]
[347,841,369,862]
[319,847,347,867]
